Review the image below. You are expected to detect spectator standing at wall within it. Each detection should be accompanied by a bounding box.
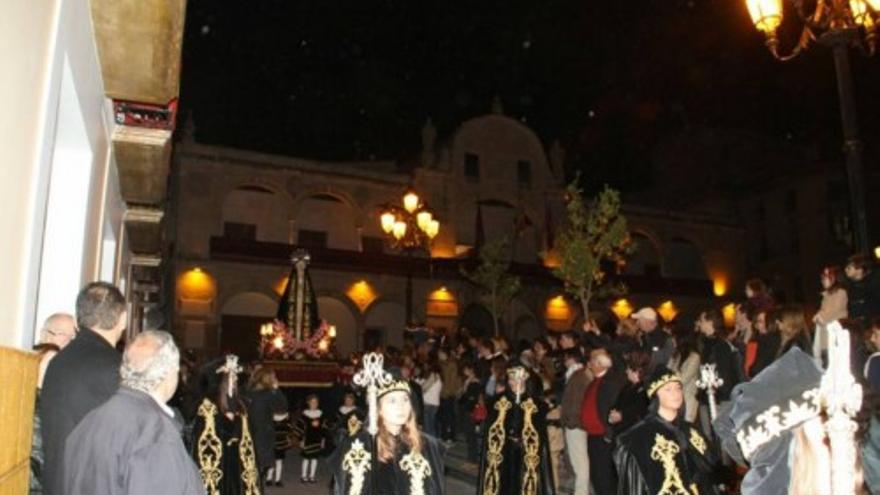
[29,313,77,493]
[62,331,203,495]
[40,282,127,495]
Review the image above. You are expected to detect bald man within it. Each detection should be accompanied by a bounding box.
[62,331,204,495]
[35,313,76,387]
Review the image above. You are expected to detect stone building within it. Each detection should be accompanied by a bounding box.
[169,110,746,360]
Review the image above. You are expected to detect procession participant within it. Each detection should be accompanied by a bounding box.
[243,367,288,487]
[292,394,331,484]
[190,355,261,495]
[614,366,718,495]
[330,369,445,495]
[476,365,556,495]
[713,348,839,495]
[333,392,366,444]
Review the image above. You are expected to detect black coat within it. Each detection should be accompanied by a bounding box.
[610,381,649,436]
[848,270,880,322]
[697,336,742,403]
[40,328,121,495]
[243,388,288,470]
[62,388,204,495]
[614,413,718,495]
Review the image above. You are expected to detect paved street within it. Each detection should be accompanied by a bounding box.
[263,450,477,494]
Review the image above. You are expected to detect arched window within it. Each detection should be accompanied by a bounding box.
[625,233,662,277]
[221,185,287,242]
[665,238,707,279]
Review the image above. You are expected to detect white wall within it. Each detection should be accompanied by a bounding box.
[0,0,121,348]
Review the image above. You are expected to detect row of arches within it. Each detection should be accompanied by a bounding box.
[625,231,708,280]
[217,290,548,360]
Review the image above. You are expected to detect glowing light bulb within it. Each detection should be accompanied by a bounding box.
[745,0,783,34]
[403,191,419,213]
[393,221,407,240]
[380,212,396,234]
[417,210,433,232]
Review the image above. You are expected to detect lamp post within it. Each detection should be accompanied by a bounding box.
[745,0,877,254]
[379,188,440,324]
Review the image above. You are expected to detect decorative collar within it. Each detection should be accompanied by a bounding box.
[303,408,323,419]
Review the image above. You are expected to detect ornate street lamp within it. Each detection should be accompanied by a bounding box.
[379,188,440,322]
[745,0,877,253]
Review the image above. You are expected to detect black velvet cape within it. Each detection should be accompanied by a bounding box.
[330,429,446,495]
[476,392,556,495]
[614,412,718,495]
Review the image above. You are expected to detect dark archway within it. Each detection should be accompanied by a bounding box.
[458,303,496,337]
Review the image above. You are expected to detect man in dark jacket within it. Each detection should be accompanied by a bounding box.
[696,309,742,438]
[40,282,127,495]
[63,331,204,494]
[579,348,625,495]
[846,253,880,324]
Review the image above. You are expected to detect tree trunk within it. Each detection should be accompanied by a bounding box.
[579,288,591,328]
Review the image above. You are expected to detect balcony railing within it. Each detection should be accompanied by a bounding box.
[209,236,713,297]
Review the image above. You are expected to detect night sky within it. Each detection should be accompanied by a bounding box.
[179,0,880,197]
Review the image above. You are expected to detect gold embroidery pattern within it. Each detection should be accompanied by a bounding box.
[647,373,682,398]
[400,452,432,495]
[520,399,540,495]
[342,439,371,495]
[689,428,707,455]
[347,414,362,436]
[239,412,261,495]
[196,400,223,495]
[650,434,690,495]
[690,483,699,495]
[482,396,513,495]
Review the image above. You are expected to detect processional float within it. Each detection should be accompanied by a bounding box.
[259,249,340,387]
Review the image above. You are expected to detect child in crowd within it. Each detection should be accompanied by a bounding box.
[292,394,329,484]
[268,403,293,487]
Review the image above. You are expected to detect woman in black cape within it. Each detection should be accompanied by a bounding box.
[330,372,445,495]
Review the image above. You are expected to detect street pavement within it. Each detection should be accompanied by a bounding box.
[263,449,478,494]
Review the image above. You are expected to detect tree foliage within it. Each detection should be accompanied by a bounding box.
[549,177,631,320]
[461,237,522,337]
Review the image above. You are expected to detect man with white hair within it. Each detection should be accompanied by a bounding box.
[62,331,204,494]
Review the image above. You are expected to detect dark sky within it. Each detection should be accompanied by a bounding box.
[180,0,880,194]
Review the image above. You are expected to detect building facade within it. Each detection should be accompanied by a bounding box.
[170,111,747,360]
[0,0,186,349]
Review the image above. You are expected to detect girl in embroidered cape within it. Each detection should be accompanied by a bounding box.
[190,355,262,495]
[330,371,446,495]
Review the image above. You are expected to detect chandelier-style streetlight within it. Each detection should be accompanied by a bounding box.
[379,188,440,249]
[378,188,440,323]
[745,0,877,252]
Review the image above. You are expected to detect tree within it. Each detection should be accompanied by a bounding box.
[461,237,522,337]
[549,177,631,321]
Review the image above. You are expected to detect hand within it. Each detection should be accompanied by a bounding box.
[608,410,622,424]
